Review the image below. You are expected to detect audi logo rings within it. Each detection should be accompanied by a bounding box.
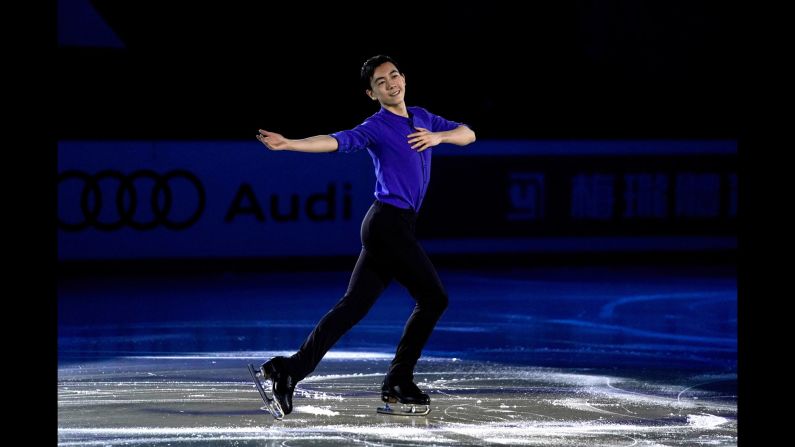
[57,169,206,231]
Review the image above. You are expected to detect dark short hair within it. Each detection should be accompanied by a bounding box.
[360,55,401,90]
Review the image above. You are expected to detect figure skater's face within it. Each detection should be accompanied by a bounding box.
[366,62,406,106]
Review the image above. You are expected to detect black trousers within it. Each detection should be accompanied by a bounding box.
[287,199,449,382]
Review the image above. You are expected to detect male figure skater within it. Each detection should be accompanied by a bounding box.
[254,55,476,416]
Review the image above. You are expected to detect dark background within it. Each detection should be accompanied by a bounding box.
[58,1,741,141]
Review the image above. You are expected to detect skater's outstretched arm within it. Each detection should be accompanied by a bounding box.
[256,129,338,153]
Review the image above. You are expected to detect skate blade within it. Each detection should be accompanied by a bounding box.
[247,363,285,420]
[377,403,431,416]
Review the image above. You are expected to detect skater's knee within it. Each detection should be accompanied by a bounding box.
[437,290,449,312]
[333,295,372,326]
[349,307,371,325]
[423,289,448,314]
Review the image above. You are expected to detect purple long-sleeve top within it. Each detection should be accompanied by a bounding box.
[331,106,464,213]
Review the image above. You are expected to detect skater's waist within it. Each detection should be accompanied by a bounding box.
[373,199,418,217]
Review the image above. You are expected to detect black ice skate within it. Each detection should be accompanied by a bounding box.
[247,357,296,420]
[377,376,431,416]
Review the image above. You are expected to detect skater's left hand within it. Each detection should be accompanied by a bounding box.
[407,127,442,153]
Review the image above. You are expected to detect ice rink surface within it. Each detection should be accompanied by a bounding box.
[58,265,737,445]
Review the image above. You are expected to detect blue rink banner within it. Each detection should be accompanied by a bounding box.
[58,140,736,260]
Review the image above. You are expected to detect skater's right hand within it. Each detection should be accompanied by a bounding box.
[257,129,291,151]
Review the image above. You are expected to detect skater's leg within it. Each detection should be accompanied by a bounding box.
[385,215,449,380]
[288,246,393,381]
[260,202,393,416]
